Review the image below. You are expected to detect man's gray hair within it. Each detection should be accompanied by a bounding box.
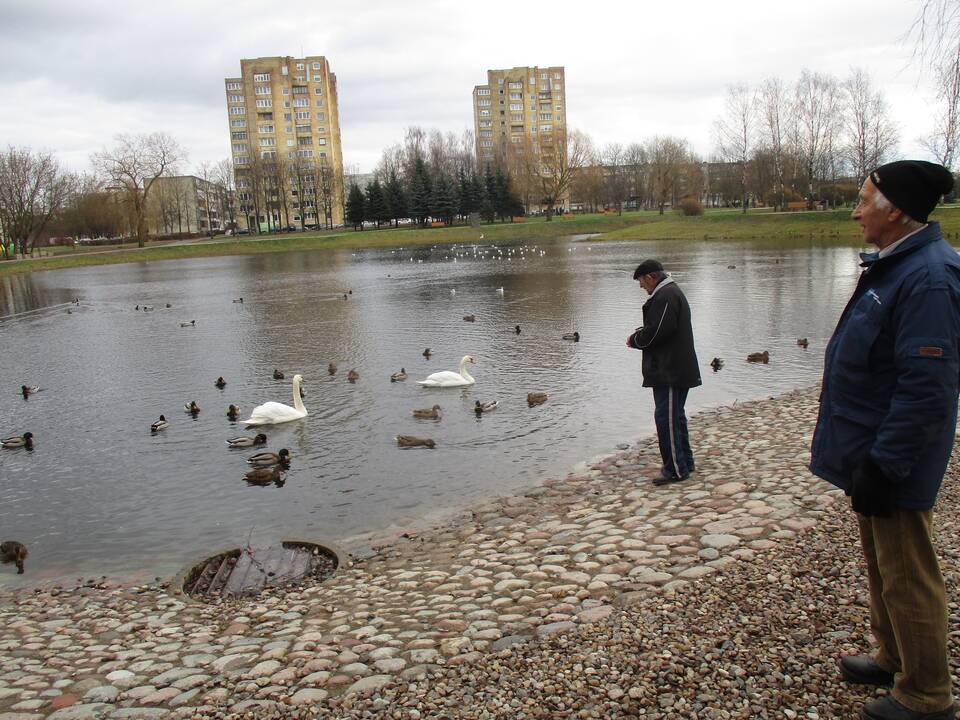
[873,188,924,229]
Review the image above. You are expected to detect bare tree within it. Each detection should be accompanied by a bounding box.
[214,159,237,231]
[713,84,757,213]
[645,136,691,214]
[794,70,842,202]
[757,77,790,210]
[624,143,648,209]
[601,143,629,215]
[520,128,590,220]
[91,133,184,247]
[843,68,900,180]
[909,0,960,167]
[0,146,75,257]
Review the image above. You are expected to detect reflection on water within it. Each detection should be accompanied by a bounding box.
[0,236,865,585]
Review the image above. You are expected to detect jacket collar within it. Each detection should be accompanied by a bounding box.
[859,221,940,268]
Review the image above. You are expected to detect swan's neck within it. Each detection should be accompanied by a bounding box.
[292,378,306,412]
[459,358,474,383]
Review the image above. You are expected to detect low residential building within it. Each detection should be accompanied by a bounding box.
[145,175,222,236]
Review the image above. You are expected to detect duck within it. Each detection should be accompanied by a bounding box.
[227,404,241,421]
[422,348,432,358]
[2,432,33,449]
[243,466,283,486]
[347,369,360,383]
[21,385,40,398]
[562,332,580,342]
[418,355,475,387]
[797,338,809,349]
[226,433,268,448]
[233,297,244,303]
[215,376,226,389]
[391,368,408,382]
[165,303,172,308]
[514,325,521,335]
[247,448,290,467]
[496,287,505,295]
[150,415,169,432]
[396,435,436,449]
[273,369,285,380]
[328,362,337,375]
[463,314,476,322]
[475,400,498,414]
[184,401,201,414]
[412,404,442,419]
[142,305,154,312]
[0,541,28,574]
[243,374,307,426]
[527,392,548,406]
[709,357,724,372]
[747,351,770,364]
[179,320,195,327]
[450,289,456,296]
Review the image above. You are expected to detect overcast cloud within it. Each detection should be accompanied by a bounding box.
[0,0,939,174]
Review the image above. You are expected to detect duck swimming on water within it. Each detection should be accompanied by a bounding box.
[226,433,268,448]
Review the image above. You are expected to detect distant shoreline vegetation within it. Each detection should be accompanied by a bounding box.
[2,206,958,278]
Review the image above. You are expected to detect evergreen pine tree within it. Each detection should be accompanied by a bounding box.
[480,166,496,223]
[409,159,433,226]
[431,173,457,227]
[345,184,365,230]
[365,179,389,228]
[385,170,407,227]
[456,167,471,220]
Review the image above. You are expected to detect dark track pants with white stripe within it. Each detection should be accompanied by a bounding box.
[652,386,693,479]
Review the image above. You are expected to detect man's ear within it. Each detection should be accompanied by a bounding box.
[887,205,904,223]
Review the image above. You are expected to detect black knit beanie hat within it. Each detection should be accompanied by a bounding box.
[869,160,954,222]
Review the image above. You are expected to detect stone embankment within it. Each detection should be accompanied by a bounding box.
[1,387,957,719]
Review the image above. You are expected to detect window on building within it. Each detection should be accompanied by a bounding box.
[511,125,524,133]
[318,138,326,145]
[478,99,490,106]
[312,62,320,69]
[540,124,553,132]
[285,125,292,133]
[293,98,308,107]
[479,120,492,128]
[509,113,522,122]
[234,155,249,165]
[283,113,292,121]
[258,112,273,120]
[255,98,272,108]
[260,137,276,147]
[282,100,290,108]
[477,88,490,96]
[281,87,290,95]
[540,113,552,121]
[231,131,248,140]
[315,99,323,107]
[540,72,548,79]
[508,81,522,89]
[314,87,322,95]
[228,94,244,103]
[298,137,312,146]
[313,74,323,81]
[254,85,270,95]
[258,124,274,133]
[296,124,311,134]
[316,112,325,120]
[296,63,304,70]
[231,119,247,127]
[509,92,522,100]
[479,109,490,117]
[232,143,247,153]
[554,72,561,79]
[253,73,270,82]
[479,130,492,138]
[497,78,504,84]
[295,111,310,120]
[509,103,522,111]
[261,150,277,159]
[294,75,305,83]
[480,140,493,147]
[293,86,307,94]
[230,106,246,115]
[226,81,242,90]
[555,104,563,112]
[529,76,535,85]
[511,136,523,143]
[281,66,288,75]
[316,126,326,133]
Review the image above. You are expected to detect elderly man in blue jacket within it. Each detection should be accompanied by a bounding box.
[810,160,958,720]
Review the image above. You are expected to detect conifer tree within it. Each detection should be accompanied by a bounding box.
[431,173,457,226]
[365,178,389,228]
[345,183,365,230]
[385,170,407,227]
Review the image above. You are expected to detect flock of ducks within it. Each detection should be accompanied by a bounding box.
[709,338,809,372]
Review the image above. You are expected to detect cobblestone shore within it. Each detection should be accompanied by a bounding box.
[1,387,957,719]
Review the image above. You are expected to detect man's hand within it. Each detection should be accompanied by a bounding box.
[848,455,897,517]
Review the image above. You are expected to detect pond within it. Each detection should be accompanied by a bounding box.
[0,235,864,586]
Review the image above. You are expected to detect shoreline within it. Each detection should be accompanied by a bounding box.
[1,386,957,718]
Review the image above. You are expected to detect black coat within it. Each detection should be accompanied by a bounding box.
[628,280,701,388]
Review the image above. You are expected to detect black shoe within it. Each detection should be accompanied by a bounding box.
[860,696,956,720]
[840,655,895,686]
[652,472,688,486]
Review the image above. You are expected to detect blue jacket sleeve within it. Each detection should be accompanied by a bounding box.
[872,283,960,481]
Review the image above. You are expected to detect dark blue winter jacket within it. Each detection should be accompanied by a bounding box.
[810,222,960,509]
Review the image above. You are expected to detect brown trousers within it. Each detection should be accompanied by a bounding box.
[857,509,955,713]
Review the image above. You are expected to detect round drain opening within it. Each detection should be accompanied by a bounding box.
[173,539,339,602]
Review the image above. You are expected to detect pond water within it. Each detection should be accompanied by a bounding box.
[0,235,865,587]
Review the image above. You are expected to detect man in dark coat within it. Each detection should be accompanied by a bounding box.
[810,160,958,720]
[626,259,701,485]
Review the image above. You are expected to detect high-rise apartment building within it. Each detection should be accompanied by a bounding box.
[225,55,344,230]
[472,66,566,167]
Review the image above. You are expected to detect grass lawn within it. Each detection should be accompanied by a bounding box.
[2,205,959,278]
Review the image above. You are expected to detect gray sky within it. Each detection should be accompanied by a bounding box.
[0,0,939,175]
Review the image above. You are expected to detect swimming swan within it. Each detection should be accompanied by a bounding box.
[417,355,475,387]
[243,374,307,425]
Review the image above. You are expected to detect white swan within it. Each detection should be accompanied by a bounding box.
[417,355,475,387]
[243,374,307,425]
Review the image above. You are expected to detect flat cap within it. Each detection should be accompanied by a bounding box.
[633,259,664,279]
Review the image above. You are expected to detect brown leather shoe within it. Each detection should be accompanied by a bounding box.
[860,696,956,720]
[839,654,895,686]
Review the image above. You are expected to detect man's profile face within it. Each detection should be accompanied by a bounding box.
[638,274,656,295]
[852,177,897,248]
